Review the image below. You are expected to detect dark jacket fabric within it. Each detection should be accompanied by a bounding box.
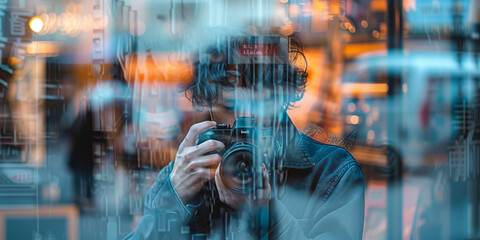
[124,119,365,240]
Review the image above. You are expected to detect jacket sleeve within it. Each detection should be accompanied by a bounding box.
[268,162,365,240]
[123,162,196,240]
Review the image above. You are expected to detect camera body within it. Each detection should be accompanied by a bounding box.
[197,117,273,194]
[190,117,275,235]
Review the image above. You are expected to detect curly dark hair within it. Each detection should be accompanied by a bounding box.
[183,35,308,110]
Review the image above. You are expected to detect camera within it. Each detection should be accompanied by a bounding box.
[197,117,273,194]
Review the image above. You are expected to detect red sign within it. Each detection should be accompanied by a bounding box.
[240,44,279,56]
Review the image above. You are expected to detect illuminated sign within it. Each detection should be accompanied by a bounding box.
[240,44,279,56]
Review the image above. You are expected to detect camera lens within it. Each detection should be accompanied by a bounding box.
[238,161,248,174]
[220,142,262,194]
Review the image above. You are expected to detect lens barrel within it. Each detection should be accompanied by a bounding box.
[219,142,262,194]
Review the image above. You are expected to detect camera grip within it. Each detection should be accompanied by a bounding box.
[197,129,222,155]
[196,129,217,145]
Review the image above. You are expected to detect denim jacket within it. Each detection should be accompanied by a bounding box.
[124,121,365,240]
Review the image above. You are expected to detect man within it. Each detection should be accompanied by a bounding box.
[125,35,365,239]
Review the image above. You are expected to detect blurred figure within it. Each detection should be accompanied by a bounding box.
[59,65,95,212]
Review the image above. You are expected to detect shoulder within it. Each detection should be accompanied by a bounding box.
[298,133,358,168]
[296,133,364,200]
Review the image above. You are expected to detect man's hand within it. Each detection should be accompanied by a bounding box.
[170,121,225,204]
[215,164,271,210]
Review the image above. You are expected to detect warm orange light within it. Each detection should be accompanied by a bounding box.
[280,22,294,36]
[125,53,193,84]
[350,146,388,166]
[371,0,387,12]
[342,83,389,97]
[347,115,360,125]
[361,20,368,28]
[26,41,60,56]
[404,0,416,12]
[342,42,386,59]
[9,57,22,66]
[30,16,44,33]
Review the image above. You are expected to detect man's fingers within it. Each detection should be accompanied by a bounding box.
[193,168,216,184]
[182,121,216,147]
[209,168,216,179]
[256,184,270,200]
[194,140,225,156]
[215,167,225,200]
[262,164,269,187]
[181,140,223,164]
[186,154,222,170]
[201,168,216,182]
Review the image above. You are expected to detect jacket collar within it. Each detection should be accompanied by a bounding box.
[275,113,315,169]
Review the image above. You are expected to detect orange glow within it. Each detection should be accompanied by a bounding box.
[312,0,329,30]
[26,41,60,56]
[342,42,386,59]
[9,57,22,66]
[280,22,294,36]
[342,83,389,97]
[329,0,340,16]
[288,48,327,132]
[125,53,193,84]
[350,146,388,166]
[370,0,387,12]
[361,20,368,28]
[347,115,360,125]
[404,0,416,12]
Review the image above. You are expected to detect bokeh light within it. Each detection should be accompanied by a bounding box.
[29,16,44,33]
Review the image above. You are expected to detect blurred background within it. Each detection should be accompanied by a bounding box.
[0,0,478,239]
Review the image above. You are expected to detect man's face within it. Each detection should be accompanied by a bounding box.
[211,87,280,127]
[208,63,287,127]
